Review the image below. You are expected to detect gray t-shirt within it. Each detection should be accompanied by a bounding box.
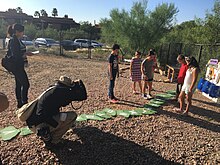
[142,58,154,79]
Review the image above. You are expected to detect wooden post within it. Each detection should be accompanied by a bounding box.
[198,45,203,64]
[59,31,63,56]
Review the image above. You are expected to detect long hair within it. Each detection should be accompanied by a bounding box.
[7,23,24,37]
[7,25,13,37]
[187,56,200,71]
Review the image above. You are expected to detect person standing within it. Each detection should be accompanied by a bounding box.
[108,44,120,103]
[130,51,142,94]
[175,54,188,100]
[176,56,200,116]
[141,50,155,99]
[6,24,33,108]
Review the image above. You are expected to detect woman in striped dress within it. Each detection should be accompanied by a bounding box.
[130,51,142,94]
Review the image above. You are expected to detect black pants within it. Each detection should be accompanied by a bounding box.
[12,67,30,105]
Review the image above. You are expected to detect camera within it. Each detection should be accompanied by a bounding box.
[36,126,52,142]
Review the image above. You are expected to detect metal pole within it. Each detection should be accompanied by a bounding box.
[198,45,203,64]
[166,43,171,64]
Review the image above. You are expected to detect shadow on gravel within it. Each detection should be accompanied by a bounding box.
[51,127,180,165]
[190,105,220,123]
[116,99,144,108]
[157,108,220,133]
[192,98,220,107]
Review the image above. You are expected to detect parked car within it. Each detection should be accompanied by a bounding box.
[21,35,33,46]
[61,40,79,50]
[91,40,104,48]
[74,39,92,48]
[21,40,34,46]
[34,38,59,48]
[74,39,104,48]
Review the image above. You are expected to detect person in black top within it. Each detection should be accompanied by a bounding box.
[6,24,33,108]
[108,44,120,103]
[27,76,87,147]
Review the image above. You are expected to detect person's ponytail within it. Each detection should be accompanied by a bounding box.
[7,25,14,37]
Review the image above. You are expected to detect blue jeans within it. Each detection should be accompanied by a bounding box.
[108,71,117,99]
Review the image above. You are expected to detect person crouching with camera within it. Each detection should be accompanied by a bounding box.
[26,76,87,148]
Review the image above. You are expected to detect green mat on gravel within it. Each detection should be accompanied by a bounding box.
[116,110,130,118]
[19,127,33,136]
[76,114,104,121]
[102,108,117,117]
[94,110,112,119]
[76,114,88,122]
[128,110,143,116]
[166,90,176,95]
[150,99,165,105]
[156,93,174,99]
[0,126,20,141]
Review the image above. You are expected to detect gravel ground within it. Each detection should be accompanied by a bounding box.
[0,53,219,165]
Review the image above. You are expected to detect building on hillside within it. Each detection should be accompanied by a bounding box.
[0,11,33,24]
[0,10,80,30]
[33,16,80,30]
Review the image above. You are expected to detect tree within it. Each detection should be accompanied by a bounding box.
[16,7,23,13]
[40,9,48,17]
[64,14,68,18]
[24,24,38,40]
[52,8,58,17]
[204,0,220,43]
[100,1,178,53]
[0,19,8,38]
[34,11,40,18]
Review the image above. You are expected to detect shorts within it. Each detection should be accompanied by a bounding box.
[142,75,153,82]
[181,84,196,94]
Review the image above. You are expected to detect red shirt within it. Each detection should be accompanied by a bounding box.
[178,63,188,84]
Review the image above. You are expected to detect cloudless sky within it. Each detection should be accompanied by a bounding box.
[0,0,216,24]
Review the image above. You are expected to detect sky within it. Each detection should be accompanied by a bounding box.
[0,0,216,24]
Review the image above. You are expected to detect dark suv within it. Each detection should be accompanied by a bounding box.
[61,40,79,50]
[34,38,59,47]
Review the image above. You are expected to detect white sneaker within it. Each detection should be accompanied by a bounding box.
[147,94,153,99]
[142,94,148,99]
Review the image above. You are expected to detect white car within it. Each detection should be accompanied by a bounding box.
[74,39,103,48]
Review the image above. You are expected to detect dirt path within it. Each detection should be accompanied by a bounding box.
[0,54,219,164]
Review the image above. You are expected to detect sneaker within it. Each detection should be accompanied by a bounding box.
[147,94,153,99]
[109,99,118,103]
[133,91,138,94]
[113,96,119,101]
[142,94,148,99]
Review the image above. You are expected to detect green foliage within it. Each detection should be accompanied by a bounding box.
[100,1,178,53]
[159,0,220,69]
[0,19,8,38]
[24,24,38,40]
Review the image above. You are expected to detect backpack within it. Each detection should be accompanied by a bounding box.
[16,98,38,122]
[1,39,15,73]
[1,56,15,73]
[16,86,55,122]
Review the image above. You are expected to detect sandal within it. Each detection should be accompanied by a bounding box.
[182,111,189,116]
[174,108,183,113]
